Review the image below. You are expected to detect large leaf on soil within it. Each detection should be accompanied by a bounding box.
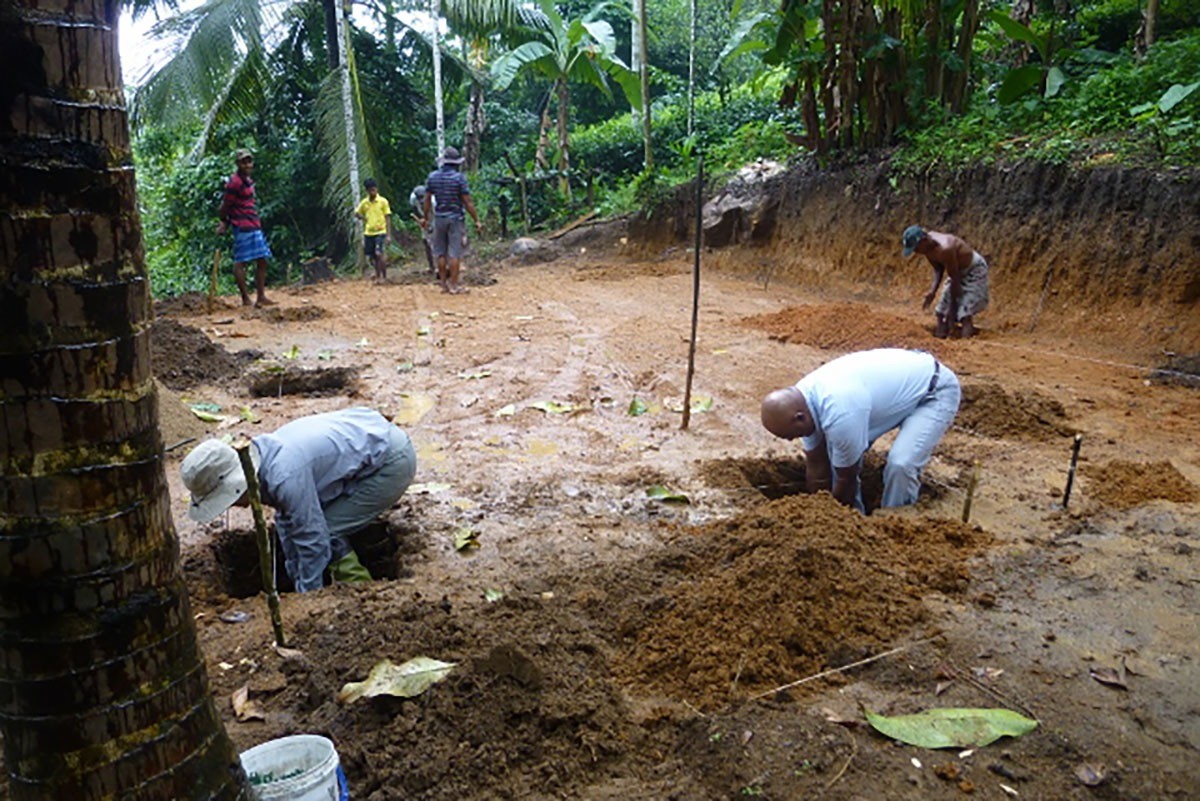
[864,707,1038,749]
[337,657,456,703]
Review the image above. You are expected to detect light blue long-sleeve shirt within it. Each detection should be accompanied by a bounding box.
[253,407,396,591]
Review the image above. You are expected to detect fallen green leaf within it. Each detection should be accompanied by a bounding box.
[281,344,301,360]
[494,404,517,417]
[483,588,504,603]
[646,485,690,504]
[396,361,414,373]
[316,350,333,361]
[530,400,575,414]
[337,657,456,703]
[628,397,648,416]
[357,337,370,347]
[190,402,221,413]
[458,370,492,380]
[416,326,431,336]
[239,406,260,423]
[864,707,1038,749]
[663,395,714,413]
[454,527,480,551]
[191,409,225,423]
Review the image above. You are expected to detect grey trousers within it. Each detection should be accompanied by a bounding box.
[324,427,416,561]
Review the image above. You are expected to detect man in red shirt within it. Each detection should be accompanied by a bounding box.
[217,149,275,307]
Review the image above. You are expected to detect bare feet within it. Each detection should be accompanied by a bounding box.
[255,297,276,308]
[933,316,949,339]
[449,285,470,295]
[960,319,977,338]
[241,296,253,307]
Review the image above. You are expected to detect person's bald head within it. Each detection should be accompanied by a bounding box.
[761,386,815,440]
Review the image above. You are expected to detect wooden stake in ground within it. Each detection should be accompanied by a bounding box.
[961,460,981,523]
[235,440,287,647]
[1062,433,1084,509]
[208,248,222,314]
[681,156,704,431]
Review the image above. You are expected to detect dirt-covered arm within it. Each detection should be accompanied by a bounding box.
[924,261,945,310]
[830,464,861,509]
[804,445,832,494]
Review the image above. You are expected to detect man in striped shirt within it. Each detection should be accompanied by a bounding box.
[422,147,483,294]
[217,148,275,307]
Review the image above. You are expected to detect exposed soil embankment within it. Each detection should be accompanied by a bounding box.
[634,159,1200,356]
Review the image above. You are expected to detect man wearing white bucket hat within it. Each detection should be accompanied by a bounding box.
[181,407,416,592]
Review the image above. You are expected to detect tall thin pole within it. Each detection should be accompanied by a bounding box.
[236,442,286,647]
[1062,434,1083,509]
[687,0,696,137]
[335,0,362,273]
[639,0,652,169]
[681,156,703,431]
[431,0,445,157]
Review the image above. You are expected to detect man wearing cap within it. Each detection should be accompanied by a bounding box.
[901,225,989,338]
[180,408,417,592]
[408,184,437,276]
[355,178,393,282]
[761,348,960,513]
[217,149,275,308]
[423,146,483,294]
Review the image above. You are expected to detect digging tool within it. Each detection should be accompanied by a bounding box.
[235,439,287,647]
[961,460,981,523]
[682,155,704,431]
[1061,434,1084,509]
[208,248,222,314]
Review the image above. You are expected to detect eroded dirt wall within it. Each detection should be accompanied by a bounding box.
[633,159,1200,356]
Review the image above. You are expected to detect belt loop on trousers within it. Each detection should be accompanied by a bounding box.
[927,359,941,394]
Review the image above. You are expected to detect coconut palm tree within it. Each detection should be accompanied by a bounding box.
[491,0,640,197]
[0,1,252,798]
[439,0,544,172]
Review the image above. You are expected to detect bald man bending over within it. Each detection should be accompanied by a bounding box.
[761,348,961,513]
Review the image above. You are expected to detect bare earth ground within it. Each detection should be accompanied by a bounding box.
[152,240,1199,800]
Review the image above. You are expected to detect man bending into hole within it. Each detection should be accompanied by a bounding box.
[760,348,961,513]
[181,407,416,591]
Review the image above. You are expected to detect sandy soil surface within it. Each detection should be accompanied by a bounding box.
[152,241,1200,801]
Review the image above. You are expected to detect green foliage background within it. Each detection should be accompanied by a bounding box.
[132,0,1200,297]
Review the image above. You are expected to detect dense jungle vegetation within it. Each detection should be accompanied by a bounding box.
[128,0,1200,296]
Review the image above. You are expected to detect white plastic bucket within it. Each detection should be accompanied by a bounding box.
[240,734,344,801]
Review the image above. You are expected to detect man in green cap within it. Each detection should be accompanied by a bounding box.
[902,225,990,338]
[180,408,416,591]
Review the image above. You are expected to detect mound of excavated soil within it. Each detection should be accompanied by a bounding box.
[956,380,1075,442]
[150,318,259,390]
[610,494,988,710]
[741,302,947,355]
[155,379,209,448]
[153,291,234,316]
[1083,460,1200,509]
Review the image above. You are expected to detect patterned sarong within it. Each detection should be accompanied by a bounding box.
[936,251,989,320]
[232,228,272,263]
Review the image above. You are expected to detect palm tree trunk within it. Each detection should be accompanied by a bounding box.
[556,79,573,201]
[335,0,362,270]
[431,0,446,157]
[0,2,252,799]
[639,0,652,169]
[924,0,943,101]
[464,79,486,173]
[947,0,981,113]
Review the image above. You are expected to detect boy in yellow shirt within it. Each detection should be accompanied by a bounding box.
[355,178,393,282]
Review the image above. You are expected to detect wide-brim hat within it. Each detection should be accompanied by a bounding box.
[901,225,926,257]
[181,439,259,523]
[440,146,464,166]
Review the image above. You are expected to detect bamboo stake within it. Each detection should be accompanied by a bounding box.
[235,440,286,646]
[1062,433,1083,509]
[961,460,980,523]
[748,635,938,700]
[681,156,703,431]
[208,248,222,314]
